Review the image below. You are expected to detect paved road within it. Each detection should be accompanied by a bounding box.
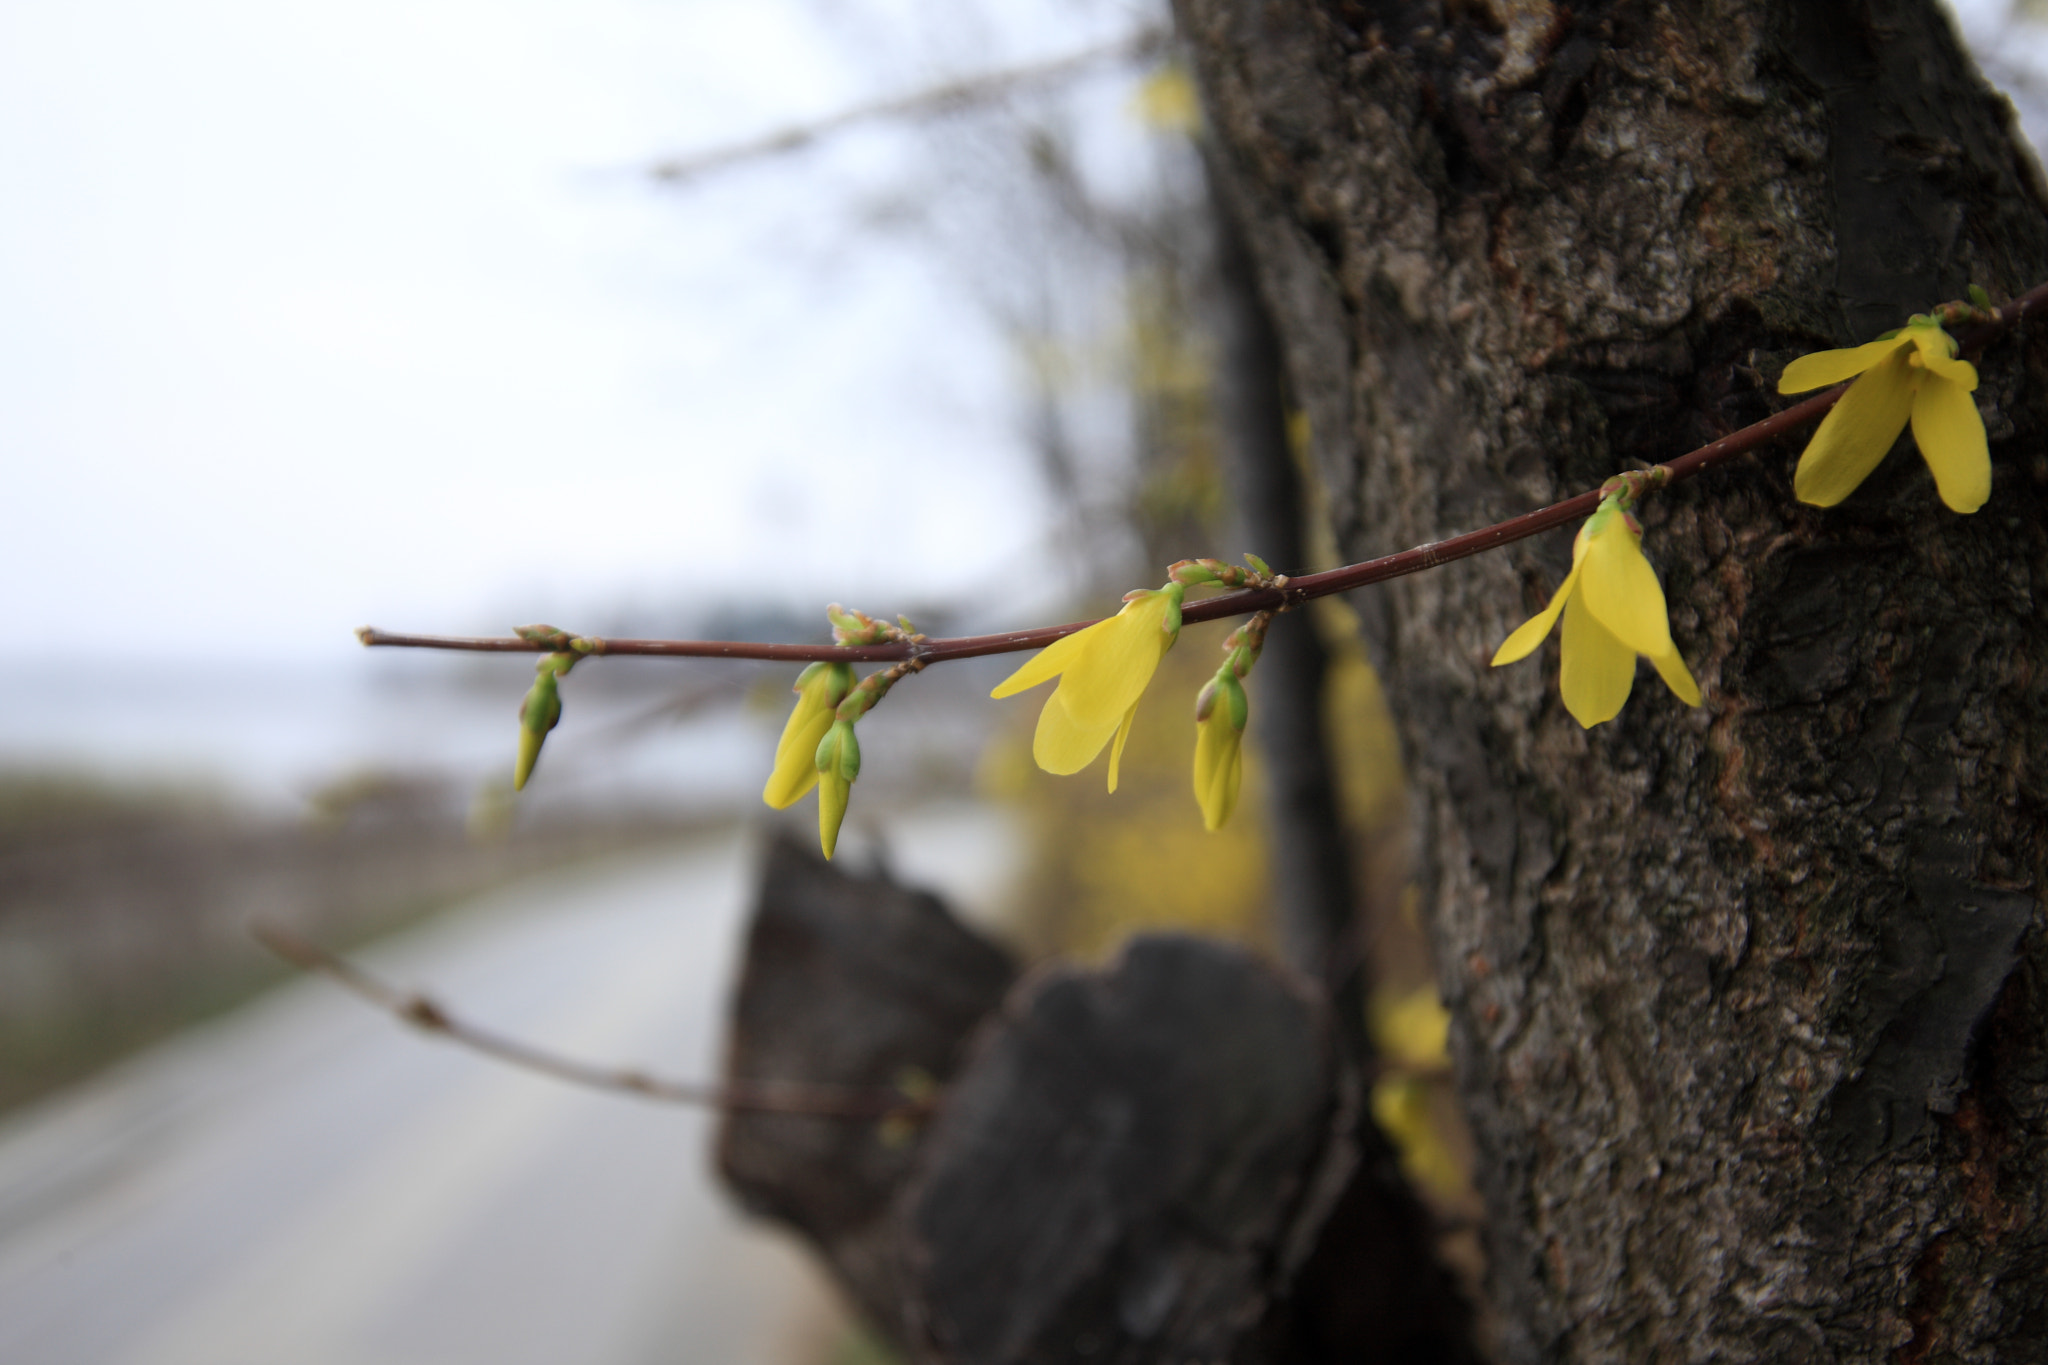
[0,810,1018,1365]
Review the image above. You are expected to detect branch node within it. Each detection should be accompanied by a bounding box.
[400,997,450,1031]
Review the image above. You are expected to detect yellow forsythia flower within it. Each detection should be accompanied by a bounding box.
[814,719,859,859]
[1778,320,1988,514]
[991,584,1184,791]
[1367,985,1464,1200]
[1192,670,1247,831]
[1491,502,1701,728]
[762,662,854,809]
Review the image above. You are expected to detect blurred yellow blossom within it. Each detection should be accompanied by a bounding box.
[1132,64,1201,133]
[1371,1076,1466,1200]
[1779,320,1988,514]
[992,584,1184,791]
[1491,500,1701,728]
[1368,985,1464,1200]
[1370,984,1451,1071]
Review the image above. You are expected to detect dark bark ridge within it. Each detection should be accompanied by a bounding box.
[1178,1,2048,1360]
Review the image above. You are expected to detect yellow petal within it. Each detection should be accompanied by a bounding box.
[989,625,1093,699]
[1193,716,1244,831]
[1217,745,1245,830]
[1031,689,1120,776]
[514,727,544,791]
[1491,561,1582,666]
[1559,591,1636,727]
[1907,326,1978,391]
[1105,700,1140,792]
[1578,517,1672,657]
[1055,601,1171,730]
[762,743,824,808]
[1778,335,1908,393]
[1649,642,1702,707]
[818,771,849,859]
[763,666,853,809]
[1793,350,1916,507]
[762,706,831,810]
[1910,375,1991,514]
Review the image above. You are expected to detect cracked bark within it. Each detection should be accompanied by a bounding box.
[1176,1,2048,1360]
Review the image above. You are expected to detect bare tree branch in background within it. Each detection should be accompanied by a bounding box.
[249,919,923,1122]
[647,28,1166,186]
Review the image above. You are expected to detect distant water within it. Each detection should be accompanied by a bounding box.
[0,655,776,816]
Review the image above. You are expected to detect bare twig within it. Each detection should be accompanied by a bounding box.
[249,919,928,1122]
[648,28,1169,186]
[358,277,2048,666]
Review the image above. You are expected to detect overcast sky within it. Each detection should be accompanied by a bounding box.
[2,0,1157,672]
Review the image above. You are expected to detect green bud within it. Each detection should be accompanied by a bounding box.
[1220,669,1248,730]
[793,659,852,696]
[816,719,862,783]
[1198,668,1247,731]
[514,668,563,791]
[1969,284,1993,309]
[814,719,862,860]
[515,623,571,648]
[1243,552,1272,578]
[828,603,904,647]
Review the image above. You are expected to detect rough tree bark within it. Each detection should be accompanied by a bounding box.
[1176,1,2048,1360]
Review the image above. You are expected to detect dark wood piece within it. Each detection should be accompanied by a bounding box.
[719,838,1476,1363]
[717,832,1020,1334]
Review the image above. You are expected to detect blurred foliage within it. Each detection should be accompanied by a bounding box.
[1320,605,1480,1221]
[0,766,695,1115]
[1124,265,1222,571]
[0,768,227,835]
[824,1324,906,1365]
[1316,599,1408,838]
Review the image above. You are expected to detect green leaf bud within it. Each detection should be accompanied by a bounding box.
[514,668,563,791]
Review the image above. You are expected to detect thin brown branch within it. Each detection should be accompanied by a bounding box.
[249,919,926,1122]
[358,279,2048,664]
[647,28,1168,186]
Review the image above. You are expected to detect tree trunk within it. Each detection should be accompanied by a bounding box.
[1176,1,2048,1360]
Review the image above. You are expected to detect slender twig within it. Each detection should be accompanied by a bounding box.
[249,920,927,1122]
[648,28,1168,186]
[358,280,2048,664]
